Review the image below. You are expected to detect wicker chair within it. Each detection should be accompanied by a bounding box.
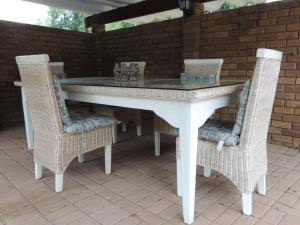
[49,62,65,76]
[114,62,146,136]
[16,54,117,192]
[94,62,146,136]
[176,48,283,215]
[154,59,224,156]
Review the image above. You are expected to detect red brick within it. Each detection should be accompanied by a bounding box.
[287,23,300,31]
[293,123,300,130]
[268,9,289,18]
[282,129,300,137]
[277,32,298,40]
[239,35,256,42]
[277,15,299,25]
[279,77,296,84]
[258,18,277,26]
[285,85,300,93]
[290,7,300,15]
[276,92,295,100]
[266,40,286,48]
[287,39,300,46]
[272,134,293,143]
[282,115,300,123]
[272,120,292,129]
[269,127,282,134]
[274,107,295,114]
[286,100,300,107]
[266,25,286,33]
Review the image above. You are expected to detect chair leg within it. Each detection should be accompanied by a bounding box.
[122,122,127,132]
[55,173,63,192]
[78,154,85,163]
[113,124,118,143]
[34,162,43,179]
[105,145,112,175]
[177,157,182,197]
[154,131,160,157]
[203,167,211,178]
[136,124,142,136]
[242,193,252,216]
[258,175,266,195]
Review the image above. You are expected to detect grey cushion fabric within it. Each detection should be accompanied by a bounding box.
[53,75,72,125]
[180,73,216,82]
[198,120,239,146]
[232,80,251,136]
[64,111,119,134]
[167,120,239,146]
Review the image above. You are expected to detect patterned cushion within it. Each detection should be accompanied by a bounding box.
[232,80,251,136]
[167,120,239,146]
[53,75,72,125]
[198,120,239,146]
[114,62,140,81]
[180,73,216,82]
[64,111,119,134]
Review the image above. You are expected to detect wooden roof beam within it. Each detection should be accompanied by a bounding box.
[85,0,213,28]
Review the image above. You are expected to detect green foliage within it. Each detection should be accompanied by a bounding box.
[220,1,237,11]
[105,21,135,31]
[105,18,161,31]
[43,8,86,32]
[245,1,256,6]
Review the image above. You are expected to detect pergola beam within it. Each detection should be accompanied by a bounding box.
[85,0,213,28]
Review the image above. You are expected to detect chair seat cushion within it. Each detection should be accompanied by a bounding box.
[167,120,239,146]
[64,111,119,134]
[198,120,239,146]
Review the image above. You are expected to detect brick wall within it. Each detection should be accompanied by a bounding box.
[96,19,183,79]
[0,20,96,127]
[184,0,300,148]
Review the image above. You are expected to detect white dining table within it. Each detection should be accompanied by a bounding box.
[15,77,243,224]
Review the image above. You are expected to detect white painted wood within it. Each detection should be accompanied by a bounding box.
[258,175,266,195]
[55,173,63,192]
[105,145,112,175]
[178,102,199,225]
[154,131,160,157]
[64,92,181,127]
[21,88,33,150]
[136,124,142,136]
[176,137,182,197]
[203,167,211,178]
[34,162,43,179]
[78,154,85,163]
[122,122,127,132]
[242,193,252,216]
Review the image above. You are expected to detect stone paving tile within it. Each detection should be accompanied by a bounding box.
[0,126,300,225]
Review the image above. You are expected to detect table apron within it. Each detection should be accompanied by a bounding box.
[64,91,239,129]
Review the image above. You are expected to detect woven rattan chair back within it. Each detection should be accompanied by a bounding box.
[184,59,224,82]
[16,54,63,135]
[49,62,65,77]
[239,49,283,148]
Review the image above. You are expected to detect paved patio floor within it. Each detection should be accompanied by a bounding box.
[0,124,300,225]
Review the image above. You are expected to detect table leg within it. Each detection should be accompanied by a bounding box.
[21,88,33,150]
[179,104,199,224]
